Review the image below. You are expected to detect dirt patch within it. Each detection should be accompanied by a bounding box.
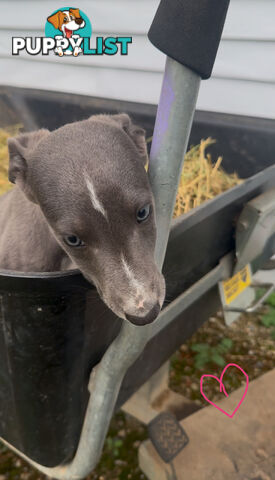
[170,294,275,405]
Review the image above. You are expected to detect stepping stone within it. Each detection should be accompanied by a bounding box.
[139,368,275,480]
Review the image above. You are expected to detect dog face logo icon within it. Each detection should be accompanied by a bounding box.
[45,7,92,56]
[47,8,86,39]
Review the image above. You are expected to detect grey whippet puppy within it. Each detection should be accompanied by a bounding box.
[0,114,165,325]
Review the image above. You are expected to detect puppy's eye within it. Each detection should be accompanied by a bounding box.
[63,235,85,247]
[136,204,151,223]
[63,17,68,23]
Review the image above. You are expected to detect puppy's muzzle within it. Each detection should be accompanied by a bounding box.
[125,302,160,326]
[75,17,84,25]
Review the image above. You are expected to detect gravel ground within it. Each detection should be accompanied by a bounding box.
[0,304,274,480]
[170,310,275,405]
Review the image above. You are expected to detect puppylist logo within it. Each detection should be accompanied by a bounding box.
[12,7,132,57]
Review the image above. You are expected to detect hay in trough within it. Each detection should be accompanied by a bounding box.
[173,137,243,217]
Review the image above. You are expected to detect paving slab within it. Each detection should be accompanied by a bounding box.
[139,368,275,480]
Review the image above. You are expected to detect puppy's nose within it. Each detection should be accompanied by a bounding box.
[125,303,160,326]
[75,17,83,25]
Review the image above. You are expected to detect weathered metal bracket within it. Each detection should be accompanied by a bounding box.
[234,188,275,274]
[219,189,275,325]
[224,282,274,313]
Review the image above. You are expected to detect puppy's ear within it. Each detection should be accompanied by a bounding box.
[47,11,64,30]
[8,129,50,203]
[113,114,148,166]
[69,8,81,18]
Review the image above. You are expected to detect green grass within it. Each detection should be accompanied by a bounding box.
[260,291,275,340]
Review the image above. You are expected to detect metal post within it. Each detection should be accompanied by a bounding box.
[149,57,200,267]
[0,58,200,479]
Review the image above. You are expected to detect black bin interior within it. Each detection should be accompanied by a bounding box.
[0,86,274,466]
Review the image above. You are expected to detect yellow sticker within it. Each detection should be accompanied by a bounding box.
[222,265,252,305]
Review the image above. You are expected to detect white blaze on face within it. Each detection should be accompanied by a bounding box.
[121,254,145,296]
[86,178,108,220]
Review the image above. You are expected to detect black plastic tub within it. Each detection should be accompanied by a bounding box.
[0,86,274,466]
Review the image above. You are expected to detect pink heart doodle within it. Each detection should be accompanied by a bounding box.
[200,363,249,418]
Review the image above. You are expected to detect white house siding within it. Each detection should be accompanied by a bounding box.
[0,0,274,119]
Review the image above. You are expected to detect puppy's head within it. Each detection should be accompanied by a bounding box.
[47,8,85,38]
[8,115,166,326]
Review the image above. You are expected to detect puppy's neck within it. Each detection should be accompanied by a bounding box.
[0,187,69,272]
